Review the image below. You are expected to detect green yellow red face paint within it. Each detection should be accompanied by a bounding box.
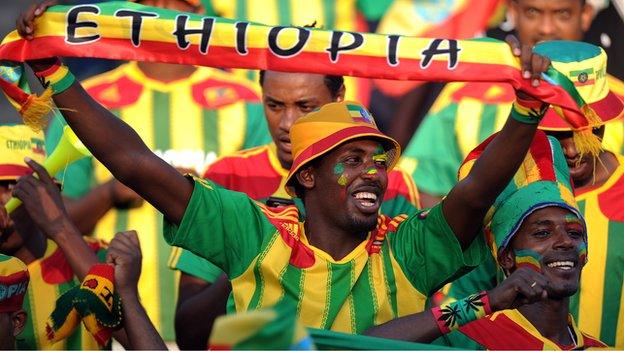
[333,162,348,186]
[577,241,587,265]
[514,249,543,272]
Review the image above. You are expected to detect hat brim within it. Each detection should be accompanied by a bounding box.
[0,165,32,181]
[539,91,624,131]
[285,126,401,197]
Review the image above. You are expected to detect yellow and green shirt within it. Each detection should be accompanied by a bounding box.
[442,155,624,347]
[17,239,108,350]
[45,62,272,340]
[164,178,486,333]
[168,143,420,283]
[401,77,624,197]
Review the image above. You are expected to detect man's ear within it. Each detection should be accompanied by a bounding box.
[580,3,594,33]
[296,166,315,191]
[498,248,515,272]
[336,84,346,102]
[11,310,27,337]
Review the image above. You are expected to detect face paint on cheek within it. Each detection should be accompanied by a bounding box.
[337,174,348,186]
[577,241,587,265]
[364,167,378,175]
[514,248,543,272]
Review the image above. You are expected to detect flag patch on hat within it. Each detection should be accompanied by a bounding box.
[570,68,597,87]
[347,104,374,124]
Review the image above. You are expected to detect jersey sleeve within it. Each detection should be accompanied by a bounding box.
[402,104,463,197]
[445,253,499,300]
[380,168,420,217]
[169,247,224,283]
[45,112,95,198]
[242,103,272,149]
[163,177,275,279]
[389,203,487,295]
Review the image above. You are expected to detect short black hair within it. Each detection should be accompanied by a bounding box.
[258,70,344,99]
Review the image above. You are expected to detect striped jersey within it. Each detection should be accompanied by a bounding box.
[401,76,624,196]
[168,142,420,283]
[442,154,624,347]
[17,239,108,350]
[572,154,624,347]
[444,309,606,349]
[164,177,487,333]
[45,62,272,340]
[202,0,393,107]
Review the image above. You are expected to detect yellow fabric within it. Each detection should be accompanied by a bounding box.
[0,124,45,179]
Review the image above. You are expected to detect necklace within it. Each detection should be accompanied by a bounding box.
[567,325,577,348]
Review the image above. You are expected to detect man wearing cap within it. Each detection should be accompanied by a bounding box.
[366,131,608,349]
[403,0,624,208]
[45,0,272,341]
[169,71,420,348]
[18,1,552,332]
[428,40,624,346]
[0,124,111,349]
[0,254,29,350]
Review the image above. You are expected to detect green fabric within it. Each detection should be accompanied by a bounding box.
[356,0,394,21]
[309,328,455,350]
[174,248,223,283]
[402,104,464,196]
[433,330,483,350]
[446,254,499,300]
[164,178,276,279]
[45,113,95,198]
[390,204,488,295]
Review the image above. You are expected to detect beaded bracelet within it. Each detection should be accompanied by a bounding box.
[510,98,548,124]
[431,291,492,334]
[34,58,75,95]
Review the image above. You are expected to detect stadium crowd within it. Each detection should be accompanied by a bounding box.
[0,0,623,349]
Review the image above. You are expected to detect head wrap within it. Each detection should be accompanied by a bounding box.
[0,254,29,313]
[285,101,400,196]
[458,130,585,261]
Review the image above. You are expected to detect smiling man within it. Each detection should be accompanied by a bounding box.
[366,131,608,349]
[17,0,551,334]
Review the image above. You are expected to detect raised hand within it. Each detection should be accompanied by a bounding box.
[487,268,549,312]
[11,158,70,239]
[105,230,142,296]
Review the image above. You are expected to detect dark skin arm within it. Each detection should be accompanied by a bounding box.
[365,268,549,342]
[11,159,98,280]
[175,273,230,349]
[107,231,167,350]
[9,159,132,347]
[442,38,550,249]
[65,179,143,235]
[18,2,191,225]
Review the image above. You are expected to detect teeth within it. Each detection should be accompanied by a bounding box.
[547,261,575,269]
[354,192,377,201]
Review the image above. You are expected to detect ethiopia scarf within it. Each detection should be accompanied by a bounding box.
[0,1,606,154]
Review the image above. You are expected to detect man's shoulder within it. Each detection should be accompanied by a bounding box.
[430,82,515,114]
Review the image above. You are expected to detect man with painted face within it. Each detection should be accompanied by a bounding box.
[366,131,608,349]
[402,0,624,208]
[17,0,551,334]
[169,71,420,348]
[423,40,624,346]
[0,254,29,350]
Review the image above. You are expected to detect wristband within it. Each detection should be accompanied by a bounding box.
[431,291,492,334]
[34,58,75,95]
[510,98,548,124]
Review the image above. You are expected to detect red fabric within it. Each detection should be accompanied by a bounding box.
[86,75,144,109]
[597,169,624,221]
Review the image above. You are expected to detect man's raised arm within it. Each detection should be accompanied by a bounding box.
[442,38,551,249]
[16,2,192,224]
